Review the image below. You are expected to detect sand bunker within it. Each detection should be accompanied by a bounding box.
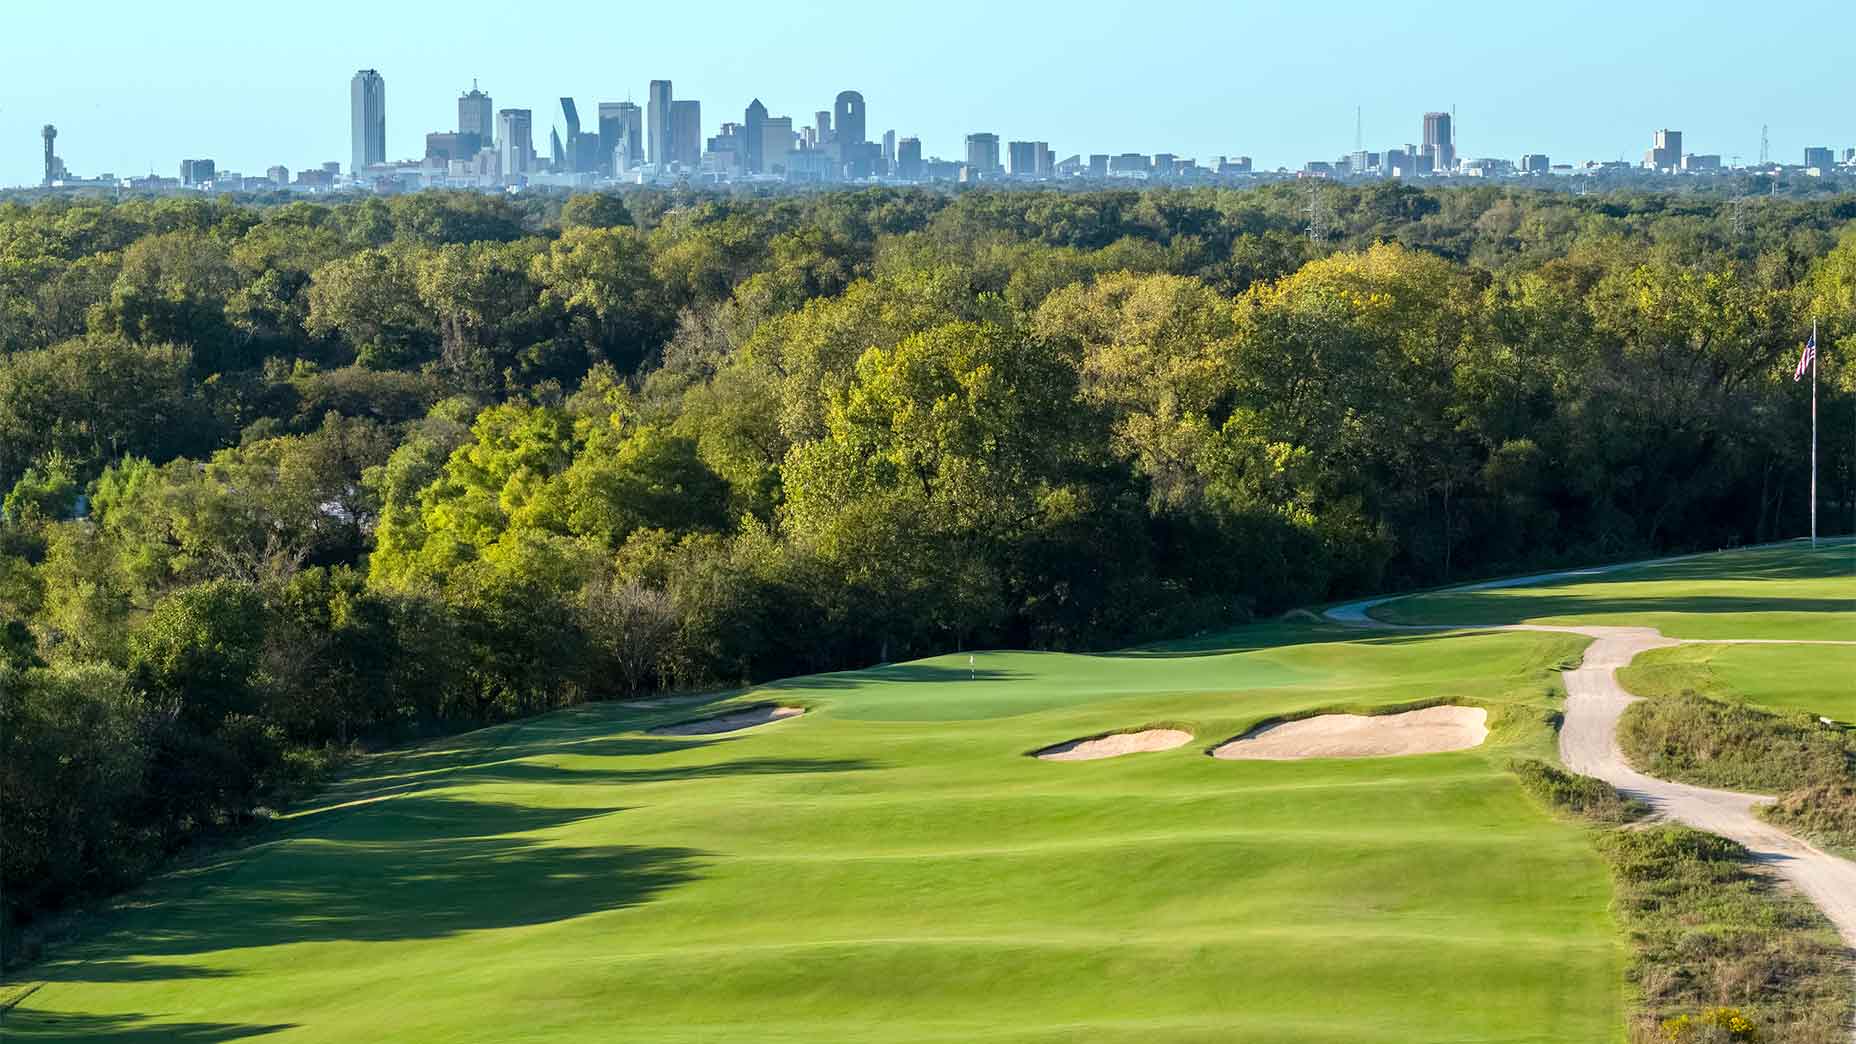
[1036,729,1193,761]
[649,705,805,736]
[1212,706,1488,760]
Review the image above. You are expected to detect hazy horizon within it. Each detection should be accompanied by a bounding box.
[4,0,1851,187]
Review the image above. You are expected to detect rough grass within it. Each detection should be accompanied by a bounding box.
[3,626,1627,1043]
[1511,758,1648,824]
[1601,827,1851,1044]
[1514,762,1849,1044]
[1617,694,1853,795]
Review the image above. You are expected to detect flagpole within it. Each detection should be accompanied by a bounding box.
[1811,316,1818,548]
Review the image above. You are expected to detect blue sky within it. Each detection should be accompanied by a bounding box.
[3,0,1850,186]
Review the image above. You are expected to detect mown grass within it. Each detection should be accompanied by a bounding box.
[1620,643,1856,726]
[3,625,1628,1043]
[1515,763,1850,1044]
[1377,541,1856,640]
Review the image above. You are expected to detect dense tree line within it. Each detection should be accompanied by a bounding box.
[2,184,1853,951]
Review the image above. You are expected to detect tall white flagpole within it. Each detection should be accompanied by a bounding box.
[1811,317,1818,548]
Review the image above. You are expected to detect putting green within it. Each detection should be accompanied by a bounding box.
[1618,643,1856,724]
[1376,541,1856,640]
[7,627,1623,1043]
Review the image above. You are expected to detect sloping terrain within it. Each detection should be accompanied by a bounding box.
[5,627,1621,1043]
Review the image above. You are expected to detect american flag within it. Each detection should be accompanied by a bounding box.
[1793,329,1817,382]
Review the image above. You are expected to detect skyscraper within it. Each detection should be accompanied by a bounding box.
[1804,146,1835,170]
[647,80,673,167]
[497,109,534,177]
[763,115,794,175]
[744,99,768,173]
[965,133,1000,175]
[599,102,643,172]
[882,130,896,168]
[351,69,386,174]
[1645,129,1682,170]
[1422,111,1453,173]
[815,110,833,148]
[1007,141,1039,176]
[670,99,701,168]
[896,136,922,179]
[600,102,642,174]
[459,83,493,150]
[834,91,866,149]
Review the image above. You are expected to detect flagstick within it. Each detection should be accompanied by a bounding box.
[1810,316,1818,548]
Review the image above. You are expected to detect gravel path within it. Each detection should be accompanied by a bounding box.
[1326,563,1856,956]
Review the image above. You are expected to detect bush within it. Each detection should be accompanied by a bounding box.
[1510,758,1646,824]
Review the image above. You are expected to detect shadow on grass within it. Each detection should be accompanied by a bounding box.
[1389,593,1854,625]
[38,796,701,970]
[0,1010,292,1041]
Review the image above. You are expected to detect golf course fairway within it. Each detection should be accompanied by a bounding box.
[3,621,1632,1043]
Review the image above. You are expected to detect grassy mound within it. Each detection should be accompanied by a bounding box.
[6,625,1626,1043]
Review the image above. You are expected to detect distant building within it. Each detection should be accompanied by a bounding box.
[1682,153,1721,172]
[459,84,493,149]
[1520,153,1551,173]
[1007,140,1040,176]
[1804,146,1835,170]
[425,132,468,165]
[1644,129,1682,171]
[1036,142,1054,177]
[896,136,923,179]
[882,129,896,168]
[647,80,673,167]
[179,158,216,186]
[834,91,866,150]
[1110,153,1149,175]
[41,125,61,186]
[1088,154,1110,177]
[497,109,534,177]
[670,100,702,168]
[743,99,769,173]
[601,102,643,172]
[351,69,386,175]
[267,164,290,185]
[815,110,833,148]
[763,116,795,176]
[965,132,1000,174]
[1422,111,1454,172]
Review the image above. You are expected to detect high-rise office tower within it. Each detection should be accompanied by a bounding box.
[351,69,387,174]
[763,115,794,175]
[670,99,701,168]
[882,130,896,167]
[815,110,833,147]
[600,102,642,172]
[459,83,494,149]
[179,158,216,186]
[41,125,57,186]
[1804,146,1835,169]
[965,133,1000,174]
[1422,111,1453,173]
[896,136,922,179]
[1645,129,1682,170]
[744,99,768,173]
[497,108,534,177]
[647,80,673,167]
[834,91,866,149]
[608,101,645,172]
[1007,141,1039,176]
[559,98,581,172]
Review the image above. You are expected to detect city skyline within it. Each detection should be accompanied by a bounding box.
[3,0,1851,188]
